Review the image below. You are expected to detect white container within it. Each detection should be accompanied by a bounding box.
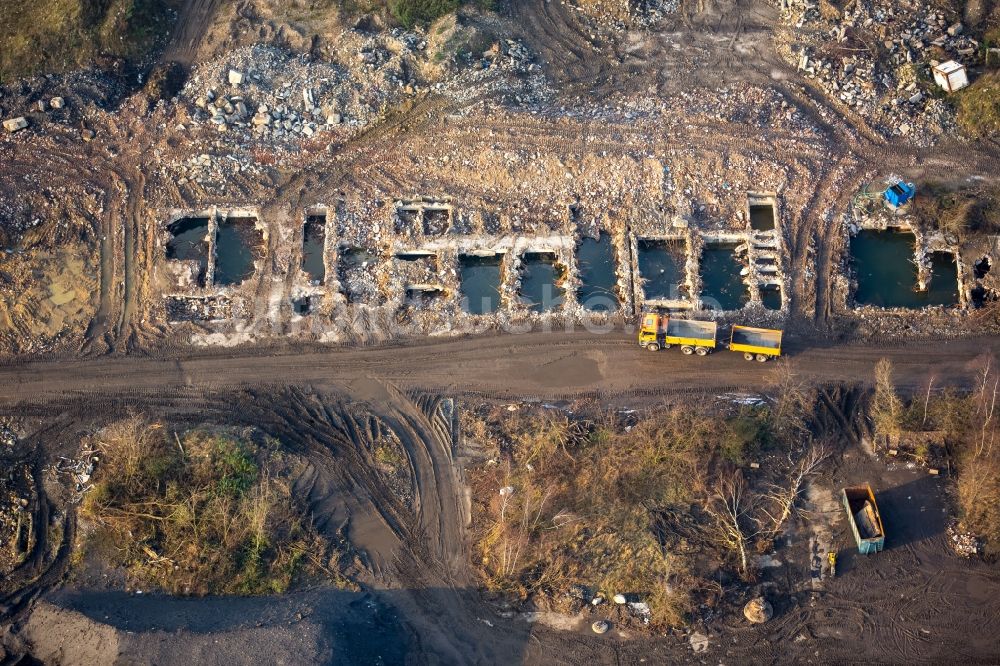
[932,60,969,93]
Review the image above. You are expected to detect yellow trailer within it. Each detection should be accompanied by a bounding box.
[730,325,782,362]
[638,313,718,356]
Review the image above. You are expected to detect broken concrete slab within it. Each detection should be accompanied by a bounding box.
[3,117,28,133]
[228,69,244,85]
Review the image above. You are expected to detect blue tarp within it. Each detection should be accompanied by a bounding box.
[884,182,915,207]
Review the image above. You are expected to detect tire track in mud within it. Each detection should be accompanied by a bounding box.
[115,166,146,348]
[0,419,80,624]
[509,0,613,94]
[203,384,524,662]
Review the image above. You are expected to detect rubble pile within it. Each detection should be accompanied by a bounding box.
[175,152,269,187]
[165,295,235,322]
[396,255,440,288]
[0,425,15,449]
[179,25,438,147]
[442,38,550,110]
[779,0,976,144]
[571,0,679,28]
[51,454,97,497]
[339,249,386,305]
[947,522,982,557]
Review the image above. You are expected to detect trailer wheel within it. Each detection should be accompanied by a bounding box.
[646,343,659,352]
[744,352,754,361]
[695,346,709,356]
[681,346,694,355]
[756,354,768,363]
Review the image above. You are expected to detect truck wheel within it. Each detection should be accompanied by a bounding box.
[695,346,708,356]
[646,343,659,352]
[681,346,694,355]
[744,352,754,361]
[756,354,768,362]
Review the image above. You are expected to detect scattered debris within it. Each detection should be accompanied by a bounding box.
[947,523,981,557]
[689,631,709,653]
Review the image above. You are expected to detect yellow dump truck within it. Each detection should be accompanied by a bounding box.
[729,325,783,362]
[638,313,718,355]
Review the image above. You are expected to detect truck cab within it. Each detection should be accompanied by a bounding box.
[638,313,666,349]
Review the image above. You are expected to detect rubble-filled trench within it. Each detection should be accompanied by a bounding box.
[153,166,999,346]
[159,183,803,344]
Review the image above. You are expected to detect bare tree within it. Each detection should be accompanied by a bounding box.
[705,471,759,579]
[760,443,829,539]
[871,358,903,447]
[768,359,814,442]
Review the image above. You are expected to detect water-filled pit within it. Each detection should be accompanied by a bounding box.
[925,251,960,306]
[302,215,326,284]
[165,217,210,286]
[518,252,565,313]
[761,285,782,310]
[700,243,748,311]
[215,217,262,287]
[292,295,316,315]
[851,230,958,308]
[459,254,502,314]
[637,239,686,300]
[749,201,776,231]
[576,233,619,312]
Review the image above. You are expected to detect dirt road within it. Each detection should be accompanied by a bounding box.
[1,330,996,411]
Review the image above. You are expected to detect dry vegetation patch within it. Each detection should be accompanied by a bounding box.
[873,358,1000,557]
[956,71,1000,140]
[913,182,1000,238]
[465,401,796,628]
[0,0,176,81]
[79,417,343,595]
